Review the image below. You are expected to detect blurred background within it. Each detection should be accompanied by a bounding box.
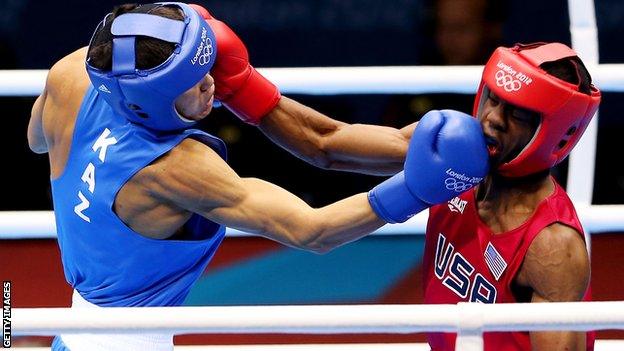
[1,0,624,346]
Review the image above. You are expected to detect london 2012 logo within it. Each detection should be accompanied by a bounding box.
[494,60,533,92]
[444,178,472,192]
[495,70,522,92]
[191,27,214,66]
[444,168,482,193]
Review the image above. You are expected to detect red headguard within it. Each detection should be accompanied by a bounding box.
[473,42,601,177]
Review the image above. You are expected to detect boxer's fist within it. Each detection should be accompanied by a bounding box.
[368,110,488,223]
[405,110,488,203]
[190,4,281,125]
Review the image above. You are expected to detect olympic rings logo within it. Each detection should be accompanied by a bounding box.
[445,177,473,193]
[191,27,214,66]
[494,70,522,92]
[198,38,214,66]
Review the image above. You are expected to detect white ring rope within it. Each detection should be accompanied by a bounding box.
[1,205,623,239]
[11,301,624,335]
[10,345,432,351]
[1,65,624,96]
[8,342,624,351]
[567,0,601,205]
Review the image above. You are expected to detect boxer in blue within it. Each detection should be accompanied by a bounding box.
[28,3,488,350]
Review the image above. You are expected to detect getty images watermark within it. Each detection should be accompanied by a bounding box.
[2,281,10,348]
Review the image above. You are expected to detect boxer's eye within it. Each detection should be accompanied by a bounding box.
[488,92,500,106]
[510,108,538,125]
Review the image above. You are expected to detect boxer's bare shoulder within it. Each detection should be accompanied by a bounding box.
[41,47,91,177]
[46,47,90,105]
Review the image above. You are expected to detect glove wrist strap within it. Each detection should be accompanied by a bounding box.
[368,172,427,223]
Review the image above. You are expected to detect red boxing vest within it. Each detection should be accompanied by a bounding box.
[423,178,594,351]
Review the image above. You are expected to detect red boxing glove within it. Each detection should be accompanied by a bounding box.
[189,4,281,125]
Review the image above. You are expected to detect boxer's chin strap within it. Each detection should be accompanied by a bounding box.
[175,108,195,123]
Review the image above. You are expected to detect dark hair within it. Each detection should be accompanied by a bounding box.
[87,3,184,71]
[540,57,592,95]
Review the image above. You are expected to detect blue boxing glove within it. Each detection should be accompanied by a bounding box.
[368,110,489,223]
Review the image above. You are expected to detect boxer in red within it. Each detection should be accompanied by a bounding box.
[422,43,600,351]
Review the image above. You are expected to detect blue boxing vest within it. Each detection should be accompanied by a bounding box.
[51,86,226,307]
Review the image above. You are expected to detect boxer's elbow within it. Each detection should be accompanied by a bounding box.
[289,222,335,254]
[298,237,333,254]
[301,235,333,254]
[28,90,49,154]
[27,135,48,154]
[269,204,339,254]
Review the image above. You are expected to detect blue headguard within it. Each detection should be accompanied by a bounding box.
[86,2,216,132]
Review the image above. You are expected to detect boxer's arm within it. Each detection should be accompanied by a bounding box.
[210,179,384,253]
[259,97,417,176]
[518,223,590,350]
[28,88,48,154]
[153,138,385,253]
[195,5,415,174]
